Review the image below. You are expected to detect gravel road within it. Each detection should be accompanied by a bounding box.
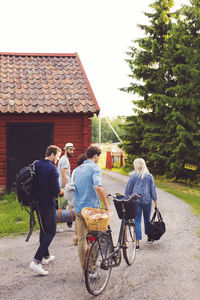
[0,170,199,300]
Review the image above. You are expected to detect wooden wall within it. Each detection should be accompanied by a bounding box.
[0,113,92,193]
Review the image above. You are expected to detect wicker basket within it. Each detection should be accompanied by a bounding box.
[81,207,113,231]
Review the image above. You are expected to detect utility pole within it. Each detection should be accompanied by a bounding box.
[98,111,101,147]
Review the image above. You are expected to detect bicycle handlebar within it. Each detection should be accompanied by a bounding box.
[107,193,142,200]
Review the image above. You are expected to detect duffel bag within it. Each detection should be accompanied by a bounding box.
[147,208,166,242]
[56,208,75,224]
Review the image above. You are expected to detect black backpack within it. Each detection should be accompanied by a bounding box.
[147,208,166,242]
[16,161,38,241]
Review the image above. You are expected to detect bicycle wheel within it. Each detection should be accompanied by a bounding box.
[85,233,112,296]
[122,221,136,266]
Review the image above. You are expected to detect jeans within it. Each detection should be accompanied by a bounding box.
[34,206,56,263]
[75,213,88,270]
[135,199,152,240]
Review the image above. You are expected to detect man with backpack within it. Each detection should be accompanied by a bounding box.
[29,145,64,276]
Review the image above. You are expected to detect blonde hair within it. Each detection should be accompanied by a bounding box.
[133,158,149,179]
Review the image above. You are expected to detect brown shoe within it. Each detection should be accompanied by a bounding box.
[73,236,78,245]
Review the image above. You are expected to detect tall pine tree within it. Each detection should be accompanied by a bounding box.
[164,0,200,180]
[121,0,175,174]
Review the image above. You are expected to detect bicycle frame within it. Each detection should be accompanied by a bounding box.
[86,201,129,269]
[84,194,137,296]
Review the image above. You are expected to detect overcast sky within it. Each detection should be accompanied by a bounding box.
[1,0,189,117]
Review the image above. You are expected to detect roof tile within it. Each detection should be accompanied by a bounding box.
[0,53,99,114]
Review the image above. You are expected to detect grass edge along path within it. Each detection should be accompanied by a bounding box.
[0,193,39,238]
[155,180,200,237]
[106,167,200,237]
[0,170,200,238]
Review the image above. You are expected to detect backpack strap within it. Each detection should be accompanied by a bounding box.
[69,208,74,222]
[58,209,62,223]
[35,205,46,236]
[25,206,36,242]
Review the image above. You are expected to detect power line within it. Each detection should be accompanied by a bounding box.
[98,113,122,144]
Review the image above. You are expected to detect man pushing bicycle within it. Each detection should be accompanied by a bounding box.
[73,145,109,274]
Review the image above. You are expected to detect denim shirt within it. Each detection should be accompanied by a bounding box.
[73,160,101,213]
[125,172,157,204]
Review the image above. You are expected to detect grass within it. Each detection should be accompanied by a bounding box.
[155,179,200,238]
[0,193,39,238]
[0,152,200,238]
[155,180,200,217]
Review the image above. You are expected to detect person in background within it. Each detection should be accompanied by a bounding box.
[57,142,75,232]
[29,145,64,276]
[73,145,109,273]
[125,158,158,250]
[58,143,75,188]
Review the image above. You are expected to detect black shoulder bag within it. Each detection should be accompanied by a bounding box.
[147,208,166,242]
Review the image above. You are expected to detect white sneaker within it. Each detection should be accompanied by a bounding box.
[56,226,64,233]
[42,255,55,265]
[29,261,49,276]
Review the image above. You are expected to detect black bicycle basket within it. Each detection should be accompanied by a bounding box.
[113,194,137,220]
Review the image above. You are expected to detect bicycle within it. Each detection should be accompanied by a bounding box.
[83,193,139,296]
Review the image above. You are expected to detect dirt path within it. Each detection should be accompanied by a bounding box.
[0,170,199,300]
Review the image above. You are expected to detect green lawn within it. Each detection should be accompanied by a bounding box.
[0,193,39,238]
[155,180,200,237]
[155,180,200,216]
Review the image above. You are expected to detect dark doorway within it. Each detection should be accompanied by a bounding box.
[7,123,54,193]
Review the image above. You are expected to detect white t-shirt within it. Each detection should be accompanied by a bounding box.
[58,155,71,187]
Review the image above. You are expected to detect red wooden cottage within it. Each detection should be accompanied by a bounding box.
[0,52,100,193]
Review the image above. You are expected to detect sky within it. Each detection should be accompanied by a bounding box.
[0,0,189,117]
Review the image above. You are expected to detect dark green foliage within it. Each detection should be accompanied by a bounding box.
[164,0,200,179]
[121,0,174,176]
[121,0,200,181]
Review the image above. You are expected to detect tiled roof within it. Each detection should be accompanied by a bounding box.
[0,53,100,114]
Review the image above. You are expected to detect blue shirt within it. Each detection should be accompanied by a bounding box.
[35,159,60,209]
[125,172,157,204]
[73,159,101,213]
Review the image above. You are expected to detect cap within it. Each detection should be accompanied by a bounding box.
[64,143,75,150]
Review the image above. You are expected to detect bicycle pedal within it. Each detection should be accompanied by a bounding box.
[120,244,127,249]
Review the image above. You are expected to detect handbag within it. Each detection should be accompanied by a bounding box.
[147,208,166,241]
[64,182,75,208]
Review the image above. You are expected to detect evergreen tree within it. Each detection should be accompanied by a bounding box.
[121,0,175,174]
[164,0,200,179]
